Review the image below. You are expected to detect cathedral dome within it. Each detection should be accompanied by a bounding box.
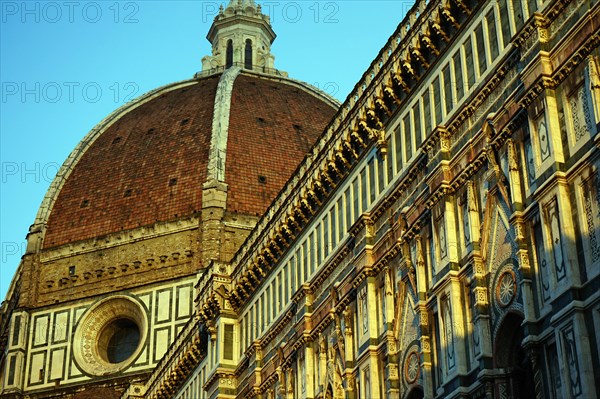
[38,69,337,249]
[33,0,339,250]
[0,1,339,395]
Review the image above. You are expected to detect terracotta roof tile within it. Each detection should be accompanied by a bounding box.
[225,75,336,215]
[44,77,220,248]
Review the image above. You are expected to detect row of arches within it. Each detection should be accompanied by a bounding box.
[226,39,253,70]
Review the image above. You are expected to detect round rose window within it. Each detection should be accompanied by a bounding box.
[405,351,420,384]
[73,296,147,376]
[495,270,517,308]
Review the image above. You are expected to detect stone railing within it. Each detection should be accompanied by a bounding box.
[194,62,288,79]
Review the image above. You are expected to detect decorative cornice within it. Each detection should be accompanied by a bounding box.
[199,0,480,320]
[513,12,549,52]
[40,216,199,262]
[43,249,194,292]
[319,247,353,283]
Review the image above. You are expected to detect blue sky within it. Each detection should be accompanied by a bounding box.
[0,0,409,299]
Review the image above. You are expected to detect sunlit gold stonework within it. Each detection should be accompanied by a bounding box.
[2,0,600,399]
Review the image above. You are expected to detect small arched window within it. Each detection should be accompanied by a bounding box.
[226,40,233,69]
[245,39,253,70]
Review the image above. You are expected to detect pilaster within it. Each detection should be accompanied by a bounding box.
[588,55,600,123]
[342,307,356,399]
[448,275,469,376]
[366,276,379,341]
[554,178,582,287]
[507,139,536,323]
[442,196,460,267]
[368,350,382,399]
[414,236,433,399]
[543,87,567,164]
[201,180,228,267]
[305,342,315,399]
[365,275,382,398]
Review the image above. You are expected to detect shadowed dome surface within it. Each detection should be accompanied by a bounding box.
[42,72,337,249]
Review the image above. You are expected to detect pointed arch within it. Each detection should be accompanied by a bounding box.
[226,39,233,68]
[493,311,536,398]
[405,386,424,399]
[245,39,253,69]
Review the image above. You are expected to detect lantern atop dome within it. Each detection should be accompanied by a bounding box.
[202,0,278,74]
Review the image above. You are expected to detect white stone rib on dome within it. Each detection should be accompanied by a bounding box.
[207,66,242,182]
[206,67,340,183]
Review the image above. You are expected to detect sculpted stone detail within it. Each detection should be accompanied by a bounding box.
[442,298,455,370]
[218,376,235,387]
[518,251,531,273]
[545,198,566,281]
[388,363,399,382]
[536,115,551,163]
[562,324,582,397]
[419,309,428,327]
[568,83,594,143]
[286,368,294,396]
[582,176,600,263]
[495,269,517,308]
[475,287,488,306]
[421,336,431,353]
[343,306,353,335]
[388,336,398,354]
[72,295,148,377]
[404,350,420,385]
[439,129,451,152]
